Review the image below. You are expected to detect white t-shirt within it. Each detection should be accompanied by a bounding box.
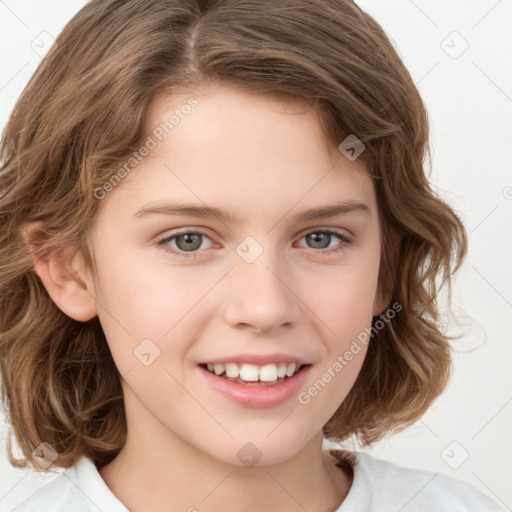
[11,449,507,511]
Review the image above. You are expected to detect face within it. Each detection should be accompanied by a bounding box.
[86,84,386,467]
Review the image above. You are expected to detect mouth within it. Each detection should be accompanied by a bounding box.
[197,361,314,408]
[198,362,311,386]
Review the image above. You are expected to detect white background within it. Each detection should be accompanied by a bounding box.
[1,0,511,510]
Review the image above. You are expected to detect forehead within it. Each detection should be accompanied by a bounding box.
[104,84,376,225]
[143,83,335,165]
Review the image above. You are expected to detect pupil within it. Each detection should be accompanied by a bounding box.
[178,233,201,251]
[309,232,329,249]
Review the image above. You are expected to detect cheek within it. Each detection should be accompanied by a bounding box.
[304,251,381,343]
[92,248,214,371]
[297,268,376,415]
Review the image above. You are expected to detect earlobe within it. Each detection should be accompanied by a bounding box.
[22,222,98,322]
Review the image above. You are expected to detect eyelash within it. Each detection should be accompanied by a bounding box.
[156,228,353,259]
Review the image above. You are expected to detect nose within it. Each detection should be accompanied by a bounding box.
[221,244,301,334]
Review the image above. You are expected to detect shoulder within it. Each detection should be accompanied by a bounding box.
[329,449,507,512]
[11,456,128,512]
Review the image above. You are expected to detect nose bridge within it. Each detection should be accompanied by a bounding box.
[222,234,299,332]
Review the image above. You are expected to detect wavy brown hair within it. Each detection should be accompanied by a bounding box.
[0,0,467,471]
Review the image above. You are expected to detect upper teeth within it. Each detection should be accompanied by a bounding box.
[206,362,300,382]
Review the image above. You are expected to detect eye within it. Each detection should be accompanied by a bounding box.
[156,227,353,259]
[157,230,214,259]
[296,228,353,255]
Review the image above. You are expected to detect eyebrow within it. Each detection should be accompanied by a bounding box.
[133,200,370,223]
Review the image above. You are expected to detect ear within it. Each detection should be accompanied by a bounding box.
[22,222,98,322]
[372,228,401,317]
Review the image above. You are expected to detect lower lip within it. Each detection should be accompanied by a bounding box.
[197,365,312,409]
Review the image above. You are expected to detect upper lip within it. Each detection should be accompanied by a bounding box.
[200,353,313,366]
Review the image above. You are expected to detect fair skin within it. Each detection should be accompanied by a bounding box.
[33,84,392,512]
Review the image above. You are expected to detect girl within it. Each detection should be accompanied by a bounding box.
[0,0,506,510]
